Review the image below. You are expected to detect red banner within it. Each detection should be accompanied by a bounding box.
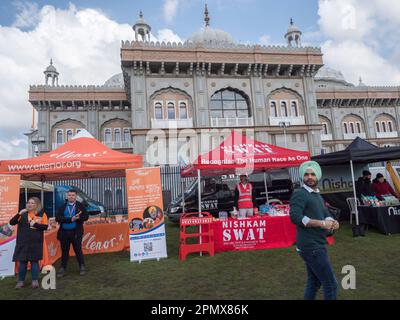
[213,216,334,253]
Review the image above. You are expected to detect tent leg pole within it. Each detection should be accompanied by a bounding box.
[53,187,56,218]
[41,181,44,208]
[350,160,359,226]
[181,176,185,214]
[198,169,202,257]
[264,171,269,205]
[25,188,28,203]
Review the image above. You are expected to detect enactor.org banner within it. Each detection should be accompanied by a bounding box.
[126,168,167,262]
[0,175,20,277]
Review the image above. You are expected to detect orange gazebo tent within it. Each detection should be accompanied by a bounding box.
[0,131,143,181]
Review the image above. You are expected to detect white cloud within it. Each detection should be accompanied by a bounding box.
[0,3,182,160]
[259,35,270,46]
[155,29,183,43]
[318,0,400,86]
[163,0,179,24]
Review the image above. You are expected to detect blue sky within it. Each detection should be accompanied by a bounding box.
[0,0,320,45]
[1,0,400,160]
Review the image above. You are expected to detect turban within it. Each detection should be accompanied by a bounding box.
[299,161,322,181]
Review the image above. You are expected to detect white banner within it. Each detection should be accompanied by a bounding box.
[0,236,16,277]
[129,224,168,262]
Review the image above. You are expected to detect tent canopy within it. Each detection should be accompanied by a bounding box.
[0,130,143,181]
[181,130,310,177]
[312,137,400,166]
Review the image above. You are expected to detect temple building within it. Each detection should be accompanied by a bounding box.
[26,6,400,163]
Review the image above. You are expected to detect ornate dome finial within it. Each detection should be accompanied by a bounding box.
[285,18,302,47]
[133,11,151,42]
[44,59,59,86]
[204,4,210,27]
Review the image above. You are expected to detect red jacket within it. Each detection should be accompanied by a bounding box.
[372,181,398,198]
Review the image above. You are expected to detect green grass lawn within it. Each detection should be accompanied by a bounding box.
[0,220,399,300]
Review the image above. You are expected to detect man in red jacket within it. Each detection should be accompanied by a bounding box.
[234,174,257,218]
[372,173,400,200]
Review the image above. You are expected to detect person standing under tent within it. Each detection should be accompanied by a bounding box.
[355,170,376,202]
[9,197,48,289]
[234,174,257,218]
[56,189,88,277]
[289,161,340,300]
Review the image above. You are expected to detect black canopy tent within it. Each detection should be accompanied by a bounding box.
[312,137,400,224]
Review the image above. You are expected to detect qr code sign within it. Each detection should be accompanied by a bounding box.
[144,242,153,252]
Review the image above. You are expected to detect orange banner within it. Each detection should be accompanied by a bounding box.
[0,175,20,244]
[126,167,167,262]
[41,222,130,267]
[0,175,20,277]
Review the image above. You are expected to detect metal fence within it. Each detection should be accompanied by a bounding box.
[49,166,196,213]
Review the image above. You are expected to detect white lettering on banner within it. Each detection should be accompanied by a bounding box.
[221,143,274,155]
[50,150,107,159]
[223,227,266,242]
[82,232,119,251]
[388,207,400,216]
[221,219,267,242]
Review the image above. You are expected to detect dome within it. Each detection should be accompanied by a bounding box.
[104,73,124,87]
[44,59,58,74]
[285,19,302,36]
[315,67,354,88]
[315,67,346,82]
[187,26,236,46]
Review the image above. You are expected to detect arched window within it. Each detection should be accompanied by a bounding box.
[356,122,361,134]
[376,122,380,132]
[322,123,328,135]
[76,128,82,134]
[104,129,112,142]
[350,123,355,134]
[210,89,250,119]
[115,128,121,143]
[167,102,175,119]
[280,101,288,117]
[66,130,73,141]
[155,102,163,120]
[343,123,348,134]
[124,128,130,142]
[270,101,277,117]
[56,130,63,144]
[291,101,298,117]
[388,121,393,132]
[179,102,188,119]
[382,122,386,133]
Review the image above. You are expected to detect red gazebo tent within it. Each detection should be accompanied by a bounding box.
[181,130,310,211]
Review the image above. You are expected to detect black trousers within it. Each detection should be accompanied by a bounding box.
[60,229,85,269]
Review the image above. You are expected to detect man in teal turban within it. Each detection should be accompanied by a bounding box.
[290,160,340,300]
[299,161,322,182]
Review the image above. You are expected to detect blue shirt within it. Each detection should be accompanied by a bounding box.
[62,203,77,230]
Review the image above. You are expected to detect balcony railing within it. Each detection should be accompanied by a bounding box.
[269,116,305,126]
[211,117,254,127]
[376,132,398,139]
[151,118,193,129]
[343,132,366,140]
[102,141,133,149]
[321,133,333,141]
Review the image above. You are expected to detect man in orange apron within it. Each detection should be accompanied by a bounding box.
[234,174,257,218]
